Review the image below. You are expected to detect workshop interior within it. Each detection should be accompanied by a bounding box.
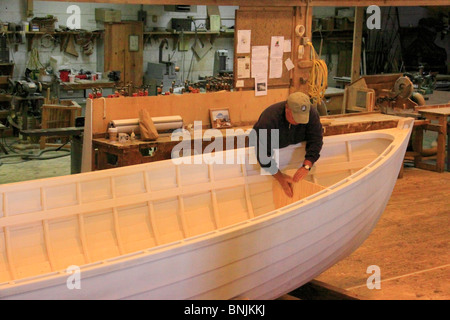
[0,0,449,302]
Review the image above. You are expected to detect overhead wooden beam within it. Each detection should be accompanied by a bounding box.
[31,0,450,7]
[311,0,448,6]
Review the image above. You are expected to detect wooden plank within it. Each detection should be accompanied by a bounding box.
[241,163,255,219]
[3,227,16,280]
[89,89,289,135]
[23,127,84,137]
[351,7,364,83]
[26,0,33,17]
[273,179,325,209]
[276,294,301,300]
[40,188,56,272]
[77,214,92,264]
[175,166,189,238]
[208,164,221,229]
[289,280,365,300]
[60,81,115,90]
[291,5,314,94]
[415,103,450,111]
[323,120,399,136]
[417,107,450,116]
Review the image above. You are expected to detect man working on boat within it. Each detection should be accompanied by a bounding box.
[252,91,323,198]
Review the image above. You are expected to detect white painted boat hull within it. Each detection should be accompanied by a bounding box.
[0,118,414,299]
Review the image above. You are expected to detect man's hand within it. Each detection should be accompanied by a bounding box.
[273,171,294,198]
[293,160,312,182]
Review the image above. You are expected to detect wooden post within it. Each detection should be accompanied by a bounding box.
[291,4,313,94]
[351,7,364,83]
[27,0,34,17]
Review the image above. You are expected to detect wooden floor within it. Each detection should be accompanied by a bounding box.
[313,166,449,300]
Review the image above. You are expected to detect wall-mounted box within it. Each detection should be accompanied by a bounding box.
[208,15,221,32]
[171,18,192,32]
[95,9,122,23]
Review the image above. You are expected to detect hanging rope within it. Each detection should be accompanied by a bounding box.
[26,47,44,70]
[306,41,328,105]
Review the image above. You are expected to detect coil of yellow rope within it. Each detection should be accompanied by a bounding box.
[306,41,328,106]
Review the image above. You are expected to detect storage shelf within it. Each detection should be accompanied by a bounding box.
[1,30,104,52]
[143,30,234,37]
[2,31,103,35]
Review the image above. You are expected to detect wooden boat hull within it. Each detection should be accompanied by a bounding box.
[0,118,414,299]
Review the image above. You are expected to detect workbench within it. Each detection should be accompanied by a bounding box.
[92,127,252,170]
[5,94,45,140]
[416,104,450,172]
[91,112,406,171]
[324,87,345,115]
[42,80,116,106]
[0,123,7,154]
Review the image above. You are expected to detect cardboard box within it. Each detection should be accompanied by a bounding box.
[95,8,121,23]
[208,15,221,32]
[320,17,335,31]
[335,17,354,30]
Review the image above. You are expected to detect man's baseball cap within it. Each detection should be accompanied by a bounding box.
[287,92,311,124]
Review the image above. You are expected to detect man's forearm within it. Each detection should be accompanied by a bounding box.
[273,170,283,181]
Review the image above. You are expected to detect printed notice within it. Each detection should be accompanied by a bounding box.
[284,39,292,52]
[255,75,268,96]
[284,58,295,71]
[269,58,283,79]
[251,45,268,78]
[237,56,251,79]
[270,36,284,59]
[269,36,284,79]
[235,80,245,88]
[237,30,251,53]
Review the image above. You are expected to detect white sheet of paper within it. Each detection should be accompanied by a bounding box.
[235,80,244,88]
[251,45,269,78]
[269,58,283,79]
[270,36,284,59]
[283,39,292,52]
[237,56,251,79]
[255,75,268,96]
[237,30,251,53]
[284,58,295,71]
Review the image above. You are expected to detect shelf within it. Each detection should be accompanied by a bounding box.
[146,30,219,35]
[312,29,354,43]
[13,30,104,52]
[143,29,233,46]
[313,29,354,33]
[144,30,233,38]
